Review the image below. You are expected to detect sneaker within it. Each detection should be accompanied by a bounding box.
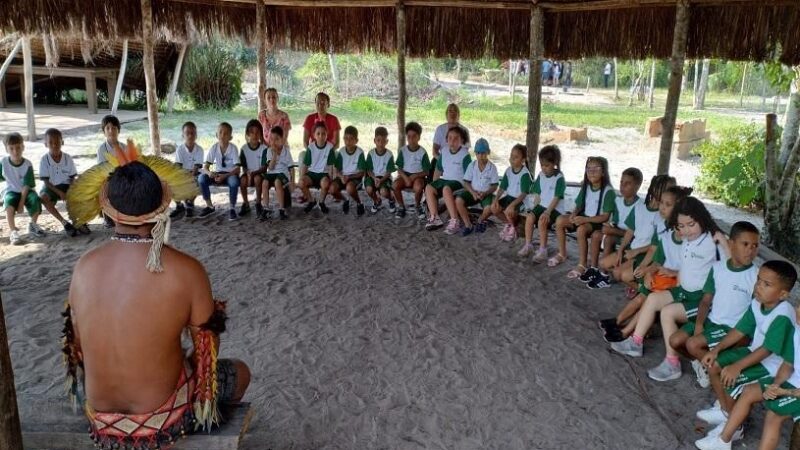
[444,218,461,235]
[598,318,619,331]
[475,221,488,233]
[239,203,251,216]
[648,359,682,382]
[228,209,238,221]
[342,200,351,214]
[78,224,91,235]
[28,223,46,237]
[319,202,329,214]
[579,267,601,283]
[388,201,396,213]
[587,273,612,289]
[279,209,288,220]
[696,403,727,425]
[707,422,744,441]
[603,329,625,343]
[694,433,732,450]
[517,242,535,257]
[258,209,270,222]
[425,216,444,231]
[255,203,264,217]
[169,204,186,219]
[370,201,382,214]
[304,201,317,213]
[185,207,195,218]
[199,206,216,218]
[532,247,548,263]
[395,207,406,219]
[356,203,365,216]
[692,359,711,388]
[63,221,78,237]
[461,226,474,237]
[417,205,426,220]
[9,230,23,245]
[610,337,643,357]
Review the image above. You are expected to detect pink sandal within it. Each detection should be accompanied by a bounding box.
[566,264,587,279]
[547,254,566,267]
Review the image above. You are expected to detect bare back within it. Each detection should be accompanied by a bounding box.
[68,241,214,414]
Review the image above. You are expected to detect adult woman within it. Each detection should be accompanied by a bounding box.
[258,88,292,146]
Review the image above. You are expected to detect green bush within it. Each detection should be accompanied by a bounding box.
[695,124,766,208]
[182,41,244,110]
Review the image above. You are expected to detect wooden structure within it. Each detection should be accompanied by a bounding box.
[0,293,23,450]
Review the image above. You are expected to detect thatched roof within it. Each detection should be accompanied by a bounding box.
[1,1,799,64]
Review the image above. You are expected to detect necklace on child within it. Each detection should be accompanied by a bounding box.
[111,233,154,243]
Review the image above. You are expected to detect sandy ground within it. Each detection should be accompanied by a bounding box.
[0,190,789,449]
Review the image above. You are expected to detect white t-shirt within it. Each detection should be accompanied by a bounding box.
[240,143,268,173]
[678,232,719,292]
[500,166,533,198]
[367,148,395,177]
[39,153,77,186]
[0,157,34,195]
[337,146,365,176]
[175,143,204,171]
[265,146,296,178]
[97,141,127,164]
[204,142,240,173]
[396,146,429,174]
[463,160,499,192]
[433,123,471,153]
[626,202,661,249]
[707,260,758,328]
[437,147,472,182]
[656,229,683,271]
[305,142,335,174]
[529,171,566,213]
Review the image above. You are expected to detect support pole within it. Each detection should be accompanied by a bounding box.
[167,43,188,113]
[396,0,407,149]
[613,57,619,100]
[22,36,36,142]
[0,39,22,84]
[86,74,97,114]
[648,59,656,109]
[657,0,689,175]
[0,294,24,450]
[525,4,544,165]
[255,1,267,112]
[111,39,128,115]
[141,0,161,155]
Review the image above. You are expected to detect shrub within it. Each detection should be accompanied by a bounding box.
[182,41,244,110]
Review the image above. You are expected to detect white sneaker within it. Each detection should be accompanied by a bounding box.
[696,403,727,425]
[609,337,643,357]
[707,421,744,441]
[28,222,46,237]
[9,229,23,245]
[692,359,711,388]
[694,433,731,450]
[647,359,682,382]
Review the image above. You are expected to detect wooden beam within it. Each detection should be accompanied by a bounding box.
[112,39,128,115]
[0,79,6,108]
[525,5,544,166]
[0,39,22,84]
[85,75,97,114]
[5,66,119,79]
[141,0,161,155]
[168,42,188,113]
[255,1,267,112]
[22,36,36,142]
[0,294,23,450]
[396,0,407,149]
[657,0,689,175]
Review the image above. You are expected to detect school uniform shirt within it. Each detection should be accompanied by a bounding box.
[366,149,396,177]
[436,147,472,182]
[263,146,296,178]
[335,146,366,176]
[530,171,566,213]
[97,141,128,164]
[175,143,204,171]
[432,123,471,151]
[677,232,719,292]
[39,153,77,186]
[499,166,533,197]
[735,299,796,376]
[705,259,758,329]
[625,202,661,249]
[613,195,640,230]
[302,113,341,146]
[574,184,616,217]
[204,142,240,173]
[395,146,431,174]
[0,157,35,195]
[463,160,499,192]
[653,230,682,271]
[783,333,800,388]
[303,142,336,174]
[239,143,268,173]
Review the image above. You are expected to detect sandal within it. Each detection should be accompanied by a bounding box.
[566,264,587,279]
[625,286,638,300]
[547,254,566,268]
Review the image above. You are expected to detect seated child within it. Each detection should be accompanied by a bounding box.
[261,125,295,220]
[365,127,396,214]
[38,128,80,236]
[392,122,430,219]
[424,126,471,233]
[454,138,498,236]
[694,260,797,450]
[2,133,44,244]
[550,156,616,279]
[96,114,126,164]
[331,126,367,216]
[198,122,241,221]
[301,121,336,214]
[491,144,532,242]
[171,121,204,219]
[238,119,268,217]
[518,145,566,261]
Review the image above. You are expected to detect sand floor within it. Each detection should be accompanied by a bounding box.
[0,193,788,449]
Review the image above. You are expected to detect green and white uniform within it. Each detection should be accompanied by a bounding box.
[263,146,296,184]
[335,146,366,189]
[625,202,661,249]
[459,160,499,207]
[653,229,682,271]
[365,148,395,189]
[303,142,336,187]
[431,147,471,194]
[574,184,616,231]
[39,152,77,202]
[613,195,640,230]
[525,171,566,216]
[498,166,532,210]
[395,145,431,175]
[0,157,40,213]
[761,333,800,421]
[670,232,719,318]
[239,143,268,173]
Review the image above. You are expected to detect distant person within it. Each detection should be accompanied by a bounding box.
[2,132,44,245]
[238,120,268,217]
[432,103,470,180]
[365,126,396,214]
[300,121,336,214]
[454,138,498,236]
[331,126,367,216]
[38,128,80,236]
[518,145,566,262]
[424,126,471,233]
[302,92,341,149]
[170,121,204,219]
[603,61,613,88]
[491,144,532,242]
[96,115,126,164]
[261,125,295,220]
[542,59,552,85]
[258,88,292,146]
[563,61,573,92]
[392,122,430,219]
[198,122,241,221]
[552,62,561,87]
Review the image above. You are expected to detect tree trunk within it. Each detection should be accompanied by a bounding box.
[694,59,710,110]
[693,59,700,100]
[658,0,689,175]
[613,57,619,100]
[255,2,267,113]
[396,1,407,149]
[0,294,23,450]
[456,58,462,83]
[111,39,128,115]
[141,0,161,155]
[739,62,748,108]
[648,59,657,109]
[22,36,36,141]
[525,5,544,166]
[780,74,800,165]
[510,61,517,103]
[327,51,338,90]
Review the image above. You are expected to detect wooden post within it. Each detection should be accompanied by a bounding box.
[396,0,407,149]
[0,79,6,108]
[657,0,689,175]
[168,43,188,113]
[525,5,544,165]
[22,36,36,142]
[255,0,267,113]
[613,57,619,100]
[0,39,22,84]
[86,75,97,114]
[739,62,748,108]
[510,61,517,103]
[141,0,161,155]
[0,294,24,450]
[648,59,656,109]
[111,39,128,115]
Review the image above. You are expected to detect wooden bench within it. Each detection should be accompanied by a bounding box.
[20,396,253,450]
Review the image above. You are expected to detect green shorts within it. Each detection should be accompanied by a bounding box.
[670,286,704,318]
[760,377,800,421]
[364,177,392,191]
[264,173,289,185]
[631,253,646,270]
[498,195,523,212]
[332,176,362,191]
[306,171,330,189]
[429,179,463,196]
[525,204,560,223]
[680,320,731,348]
[39,183,71,203]
[566,215,603,232]
[718,347,770,398]
[457,191,494,208]
[4,191,41,214]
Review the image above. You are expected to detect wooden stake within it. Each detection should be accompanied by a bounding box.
[141,0,161,155]
[111,39,128,115]
[648,59,656,109]
[396,0,407,149]
[739,62,748,108]
[167,43,188,114]
[22,36,36,142]
[657,0,689,175]
[255,1,267,112]
[0,293,23,450]
[86,74,97,114]
[525,5,544,166]
[613,57,619,100]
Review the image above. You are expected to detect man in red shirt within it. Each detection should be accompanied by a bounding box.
[302,92,341,149]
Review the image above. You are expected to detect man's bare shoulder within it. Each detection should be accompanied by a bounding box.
[162,245,210,279]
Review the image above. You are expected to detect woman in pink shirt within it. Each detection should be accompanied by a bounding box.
[258,88,292,146]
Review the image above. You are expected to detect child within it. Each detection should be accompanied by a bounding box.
[171,121,204,219]
[611,197,725,359]
[455,138,498,236]
[365,127,396,214]
[96,115,126,164]
[239,119,268,217]
[261,125,295,220]
[550,157,616,279]
[424,126,471,233]
[1,133,44,244]
[301,121,336,214]
[38,128,79,236]
[392,122,430,219]
[491,144,532,242]
[198,122,241,221]
[694,260,797,449]
[518,145,566,261]
[332,126,367,216]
